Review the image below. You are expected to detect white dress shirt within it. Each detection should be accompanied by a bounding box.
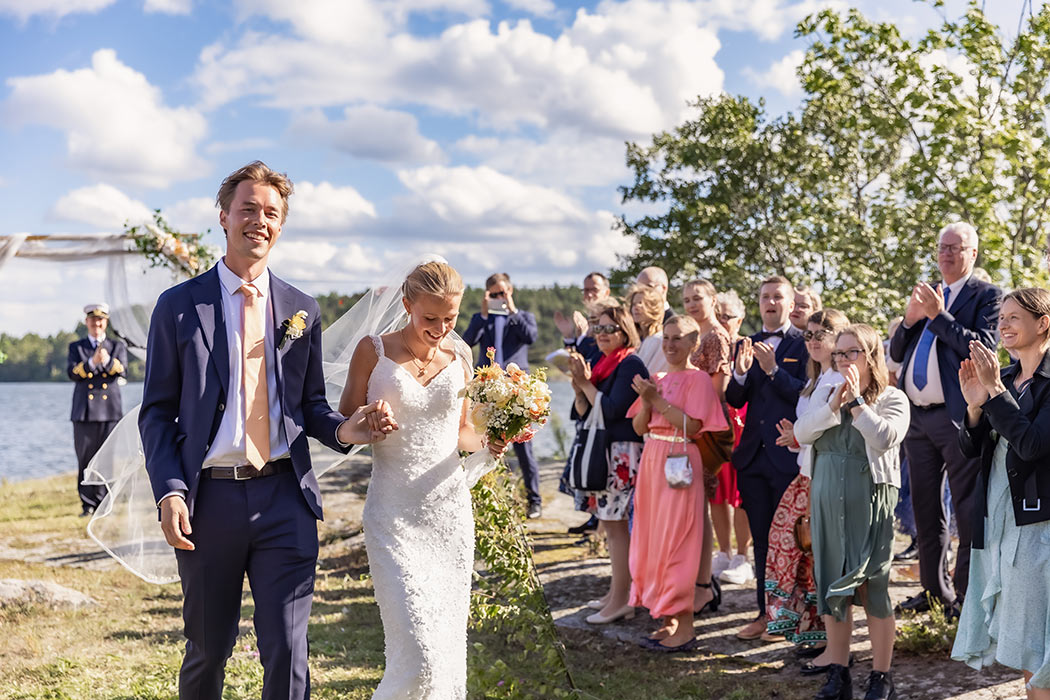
[202,259,290,468]
[902,274,970,407]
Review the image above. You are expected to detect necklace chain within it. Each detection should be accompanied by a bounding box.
[401,327,437,376]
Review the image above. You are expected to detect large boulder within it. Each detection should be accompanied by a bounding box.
[0,579,97,608]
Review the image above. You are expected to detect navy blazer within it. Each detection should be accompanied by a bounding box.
[68,336,128,422]
[463,310,538,369]
[959,349,1050,548]
[138,266,349,519]
[570,353,648,445]
[890,276,1001,425]
[725,328,809,474]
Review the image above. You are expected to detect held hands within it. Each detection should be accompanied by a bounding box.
[830,365,861,412]
[631,375,660,403]
[337,399,399,444]
[753,341,777,374]
[968,340,1006,397]
[484,434,509,459]
[734,337,754,374]
[774,418,795,448]
[160,495,194,551]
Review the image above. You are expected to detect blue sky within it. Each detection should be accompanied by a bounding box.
[0,0,1038,334]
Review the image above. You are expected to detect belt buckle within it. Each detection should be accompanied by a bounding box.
[233,465,255,481]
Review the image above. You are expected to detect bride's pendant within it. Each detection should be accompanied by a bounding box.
[402,327,437,377]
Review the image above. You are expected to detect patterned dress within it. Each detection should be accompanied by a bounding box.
[691,325,741,503]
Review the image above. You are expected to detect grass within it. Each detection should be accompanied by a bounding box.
[0,470,931,700]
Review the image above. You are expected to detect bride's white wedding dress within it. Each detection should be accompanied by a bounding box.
[363,334,475,699]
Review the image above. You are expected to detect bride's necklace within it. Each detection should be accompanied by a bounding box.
[401,327,438,377]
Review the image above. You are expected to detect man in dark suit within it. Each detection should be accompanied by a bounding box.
[463,272,542,518]
[725,275,809,640]
[67,303,127,516]
[555,271,610,366]
[140,161,393,700]
[890,222,1001,613]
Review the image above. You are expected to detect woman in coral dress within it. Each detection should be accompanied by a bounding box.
[627,315,728,651]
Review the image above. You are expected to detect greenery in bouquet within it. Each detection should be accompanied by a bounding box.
[462,347,552,446]
[125,210,218,278]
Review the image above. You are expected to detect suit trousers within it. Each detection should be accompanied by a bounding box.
[902,404,980,604]
[72,420,115,512]
[175,470,318,700]
[736,450,797,616]
[512,440,541,506]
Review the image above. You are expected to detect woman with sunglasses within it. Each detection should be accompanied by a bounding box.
[953,288,1050,699]
[767,310,848,660]
[795,325,909,700]
[568,302,649,624]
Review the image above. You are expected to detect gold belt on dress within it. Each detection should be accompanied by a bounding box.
[646,433,686,443]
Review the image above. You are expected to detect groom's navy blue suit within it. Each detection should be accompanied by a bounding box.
[140,264,349,700]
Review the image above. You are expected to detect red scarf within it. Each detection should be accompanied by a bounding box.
[590,346,635,386]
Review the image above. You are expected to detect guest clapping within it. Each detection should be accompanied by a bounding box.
[953,289,1050,698]
[569,304,648,624]
[627,315,728,651]
[795,325,909,700]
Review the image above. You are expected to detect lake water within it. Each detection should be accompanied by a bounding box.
[0,380,574,483]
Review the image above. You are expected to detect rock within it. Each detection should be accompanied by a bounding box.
[0,578,97,608]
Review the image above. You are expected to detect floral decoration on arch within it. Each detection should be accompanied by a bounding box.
[125,211,219,278]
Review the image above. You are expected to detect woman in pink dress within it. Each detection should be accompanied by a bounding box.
[627,315,729,651]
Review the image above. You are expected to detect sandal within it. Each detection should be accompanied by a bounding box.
[694,578,721,614]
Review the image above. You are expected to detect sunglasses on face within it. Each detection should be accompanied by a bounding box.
[830,349,864,362]
[591,324,622,336]
[803,329,830,341]
[489,291,507,298]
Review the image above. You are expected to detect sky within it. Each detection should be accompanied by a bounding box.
[0,0,1039,334]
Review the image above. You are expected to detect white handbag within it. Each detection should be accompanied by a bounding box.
[664,410,693,489]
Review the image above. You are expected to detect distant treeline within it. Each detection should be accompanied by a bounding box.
[0,285,589,381]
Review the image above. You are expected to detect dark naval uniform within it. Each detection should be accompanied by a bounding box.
[68,334,127,513]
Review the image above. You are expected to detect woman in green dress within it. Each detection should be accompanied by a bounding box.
[953,288,1050,700]
[795,324,910,700]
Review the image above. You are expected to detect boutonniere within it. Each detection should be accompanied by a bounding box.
[279,310,308,350]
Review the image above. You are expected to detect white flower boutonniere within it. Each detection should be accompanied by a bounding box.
[279,310,309,350]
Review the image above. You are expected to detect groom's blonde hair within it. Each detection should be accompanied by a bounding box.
[216,160,294,224]
[403,261,464,302]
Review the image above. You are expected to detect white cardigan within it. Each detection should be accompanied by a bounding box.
[794,383,910,487]
[794,370,843,478]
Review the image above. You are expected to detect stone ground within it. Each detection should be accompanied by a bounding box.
[9,453,1030,699]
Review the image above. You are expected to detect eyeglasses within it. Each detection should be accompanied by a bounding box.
[937,243,973,255]
[591,324,622,336]
[830,349,864,362]
[803,329,830,342]
[717,313,740,322]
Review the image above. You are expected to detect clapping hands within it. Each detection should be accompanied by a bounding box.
[830,365,861,412]
[774,418,796,448]
[567,350,591,386]
[631,375,660,403]
[962,340,1005,400]
[905,282,946,325]
[554,310,588,339]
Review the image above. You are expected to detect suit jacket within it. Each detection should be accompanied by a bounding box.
[463,310,538,369]
[959,349,1050,548]
[889,276,1001,425]
[725,328,809,474]
[138,266,349,519]
[68,336,127,422]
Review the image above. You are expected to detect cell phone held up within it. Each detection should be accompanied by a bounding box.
[486,298,509,316]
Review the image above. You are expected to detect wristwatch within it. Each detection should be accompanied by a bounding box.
[845,396,866,410]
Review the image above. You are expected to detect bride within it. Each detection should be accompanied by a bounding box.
[338,260,505,699]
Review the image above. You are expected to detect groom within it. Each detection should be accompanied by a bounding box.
[140,161,394,700]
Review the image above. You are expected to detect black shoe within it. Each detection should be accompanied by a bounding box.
[694,577,721,614]
[801,652,854,676]
[893,539,918,562]
[527,503,542,520]
[895,591,934,614]
[796,642,826,659]
[864,670,896,700]
[640,636,700,653]
[568,515,598,534]
[814,664,852,700]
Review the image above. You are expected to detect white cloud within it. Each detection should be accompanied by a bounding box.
[4,49,208,188]
[286,181,377,232]
[49,183,154,229]
[743,49,805,98]
[288,106,444,164]
[0,0,114,22]
[502,0,557,18]
[270,240,385,281]
[455,132,628,188]
[144,0,191,13]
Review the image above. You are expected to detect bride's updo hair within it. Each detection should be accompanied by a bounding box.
[402,261,464,302]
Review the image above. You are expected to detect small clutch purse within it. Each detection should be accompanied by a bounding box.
[793,514,812,553]
[664,411,693,489]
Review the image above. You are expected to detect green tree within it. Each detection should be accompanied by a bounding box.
[617,0,1050,326]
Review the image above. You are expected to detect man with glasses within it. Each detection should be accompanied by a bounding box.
[464,272,542,518]
[555,272,610,366]
[889,222,1001,615]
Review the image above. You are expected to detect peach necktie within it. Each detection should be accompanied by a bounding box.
[239,283,270,470]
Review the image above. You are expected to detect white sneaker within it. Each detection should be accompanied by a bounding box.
[719,554,754,585]
[711,551,732,579]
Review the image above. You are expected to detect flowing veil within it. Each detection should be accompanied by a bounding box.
[86,254,490,584]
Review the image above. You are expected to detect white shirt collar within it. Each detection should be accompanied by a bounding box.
[763,321,792,335]
[941,273,970,302]
[218,258,270,298]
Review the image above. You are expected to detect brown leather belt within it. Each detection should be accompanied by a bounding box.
[206,458,292,480]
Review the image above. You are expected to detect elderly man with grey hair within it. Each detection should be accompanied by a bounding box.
[889,221,1002,616]
[636,266,675,323]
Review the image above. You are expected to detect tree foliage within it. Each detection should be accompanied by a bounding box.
[617,0,1050,326]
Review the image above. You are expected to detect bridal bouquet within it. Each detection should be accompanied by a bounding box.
[462,347,552,445]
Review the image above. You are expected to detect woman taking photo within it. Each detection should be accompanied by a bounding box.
[569,303,649,625]
[767,310,848,661]
[795,325,909,700]
[953,288,1050,698]
[627,315,728,651]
